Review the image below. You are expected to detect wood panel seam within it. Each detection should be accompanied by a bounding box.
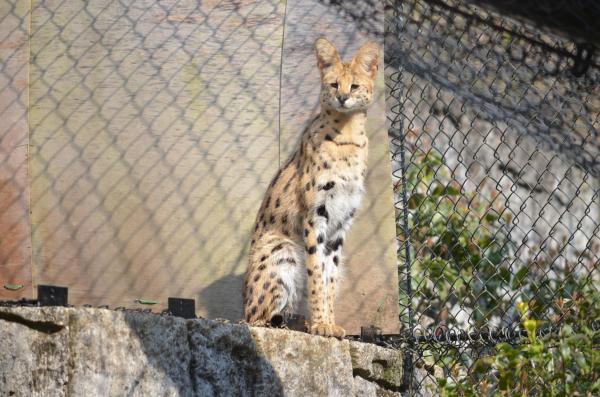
[277,0,289,167]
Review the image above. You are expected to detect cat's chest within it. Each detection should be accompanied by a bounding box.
[319,175,364,232]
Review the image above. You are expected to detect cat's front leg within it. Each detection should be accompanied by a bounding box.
[302,208,328,328]
[303,205,344,338]
[323,231,346,337]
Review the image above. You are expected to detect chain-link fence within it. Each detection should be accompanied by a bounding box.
[2,0,600,394]
[386,0,599,394]
[1,0,397,331]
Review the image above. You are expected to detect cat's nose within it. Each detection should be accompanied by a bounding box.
[337,95,348,105]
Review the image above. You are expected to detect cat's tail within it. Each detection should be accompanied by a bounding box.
[243,234,306,324]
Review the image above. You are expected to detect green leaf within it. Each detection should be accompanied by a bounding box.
[498,267,511,283]
[135,299,159,305]
[484,212,499,224]
[512,267,529,289]
[408,193,424,209]
[431,183,445,197]
[3,284,24,290]
[428,258,446,278]
[446,185,461,196]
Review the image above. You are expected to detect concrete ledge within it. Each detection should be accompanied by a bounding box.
[0,307,436,396]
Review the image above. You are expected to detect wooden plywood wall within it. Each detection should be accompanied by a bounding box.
[0,0,32,300]
[1,0,398,333]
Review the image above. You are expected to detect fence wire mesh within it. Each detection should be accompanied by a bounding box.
[2,0,600,394]
[1,0,393,325]
[386,0,600,394]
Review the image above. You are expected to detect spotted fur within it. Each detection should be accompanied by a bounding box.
[243,37,380,338]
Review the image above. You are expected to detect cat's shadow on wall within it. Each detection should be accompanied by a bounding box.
[199,273,245,321]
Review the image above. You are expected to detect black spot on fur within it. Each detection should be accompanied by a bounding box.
[333,256,339,266]
[271,244,283,253]
[305,182,310,191]
[269,215,275,224]
[251,306,257,315]
[307,246,317,254]
[258,295,265,304]
[317,234,324,244]
[258,264,266,271]
[325,135,334,141]
[323,161,330,169]
[307,269,313,276]
[304,229,309,237]
[275,198,280,208]
[317,205,329,220]
[337,141,364,148]
[282,215,288,224]
[326,238,343,252]
[276,258,296,266]
[265,196,271,208]
[263,282,271,290]
[253,274,260,282]
[260,255,267,262]
[321,181,335,191]
[269,271,276,278]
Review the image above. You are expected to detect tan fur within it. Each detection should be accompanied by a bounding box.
[243,38,380,337]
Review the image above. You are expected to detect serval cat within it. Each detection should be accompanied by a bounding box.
[244,37,380,337]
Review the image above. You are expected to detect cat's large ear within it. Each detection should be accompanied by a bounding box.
[351,42,380,79]
[315,37,341,74]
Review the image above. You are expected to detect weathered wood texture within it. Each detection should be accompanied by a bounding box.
[280,0,398,333]
[0,0,33,299]
[17,0,396,333]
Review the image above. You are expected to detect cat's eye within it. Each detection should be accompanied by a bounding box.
[330,83,338,89]
[351,84,359,90]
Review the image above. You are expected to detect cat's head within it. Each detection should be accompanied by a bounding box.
[314,37,380,113]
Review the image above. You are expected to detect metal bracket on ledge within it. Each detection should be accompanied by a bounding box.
[168,297,196,319]
[360,325,383,344]
[37,285,68,306]
[270,313,307,332]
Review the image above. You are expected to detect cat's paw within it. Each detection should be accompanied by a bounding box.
[247,319,268,327]
[310,322,345,338]
[329,324,346,338]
